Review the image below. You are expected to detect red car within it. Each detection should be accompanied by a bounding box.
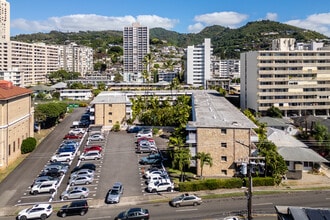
[84,145,103,153]
[63,133,82,139]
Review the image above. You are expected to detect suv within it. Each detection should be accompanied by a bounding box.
[136,129,153,138]
[50,152,74,162]
[147,181,174,193]
[79,151,102,160]
[30,181,57,195]
[57,200,89,217]
[139,153,162,165]
[17,203,53,220]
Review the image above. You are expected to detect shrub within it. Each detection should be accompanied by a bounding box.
[112,122,120,132]
[178,178,243,192]
[21,137,37,154]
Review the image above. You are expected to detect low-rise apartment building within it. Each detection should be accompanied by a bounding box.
[0,80,33,169]
[89,90,257,177]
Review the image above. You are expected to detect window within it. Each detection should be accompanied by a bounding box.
[108,112,112,115]
[221,170,227,175]
[221,156,227,161]
[108,104,112,107]
[221,129,227,134]
[221,143,227,148]
[109,120,112,123]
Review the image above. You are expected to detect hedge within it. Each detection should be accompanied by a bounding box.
[178,177,275,192]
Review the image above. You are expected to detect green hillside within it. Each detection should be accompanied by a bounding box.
[10,20,328,59]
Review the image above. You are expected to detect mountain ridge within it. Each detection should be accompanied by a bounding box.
[11,20,329,59]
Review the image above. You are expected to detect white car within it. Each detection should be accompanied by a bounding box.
[30,181,57,195]
[50,152,74,162]
[17,203,53,220]
[136,129,153,138]
[88,134,105,141]
[144,169,167,179]
[69,128,85,135]
[79,151,102,160]
[147,175,170,184]
[147,180,174,193]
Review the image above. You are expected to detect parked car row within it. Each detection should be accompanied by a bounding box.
[136,137,157,154]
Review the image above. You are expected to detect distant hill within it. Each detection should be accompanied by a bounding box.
[11,20,329,59]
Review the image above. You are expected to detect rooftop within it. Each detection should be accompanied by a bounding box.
[0,80,32,100]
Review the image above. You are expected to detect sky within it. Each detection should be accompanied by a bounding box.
[8,0,330,37]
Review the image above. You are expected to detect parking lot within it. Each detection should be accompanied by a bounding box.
[13,119,171,208]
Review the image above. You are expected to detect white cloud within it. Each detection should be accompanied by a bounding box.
[188,22,205,33]
[265,13,278,21]
[286,13,330,37]
[193,11,248,28]
[11,14,178,33]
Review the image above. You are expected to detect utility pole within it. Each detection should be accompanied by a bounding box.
[236,140,265,220]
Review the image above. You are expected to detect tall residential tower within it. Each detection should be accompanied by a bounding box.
[185,38,213,88]
[123,23,149,80]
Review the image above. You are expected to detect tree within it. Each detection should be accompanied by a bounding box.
[195,152,213,178]
[114,73,123,83]
[266,106,283,118]
[257,141,287,184]
[172,147,191,182]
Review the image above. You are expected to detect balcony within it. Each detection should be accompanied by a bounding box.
[186,132,196,144]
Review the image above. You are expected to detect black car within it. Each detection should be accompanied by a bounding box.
[58,200,88,217]
[39,168,62,178]
[115,208,149,220]
[71,163,96,173]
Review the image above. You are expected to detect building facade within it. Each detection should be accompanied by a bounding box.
[0,0,93,86]
[240,38,330,117]
[0,0,9,42]
[123,23,149,76]
[90,90,257,177]
[58,42,94,77]
[0,80,33,169]
[185,38,213,89]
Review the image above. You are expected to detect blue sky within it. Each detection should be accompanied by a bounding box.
[8,0,330,37]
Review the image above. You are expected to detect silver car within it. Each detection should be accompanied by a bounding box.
[69,175,94,186]
[79,151,102,160]
[106,182,123,204]
[70,169,95,179]
[61,186,89,200]
[170,193,202,207]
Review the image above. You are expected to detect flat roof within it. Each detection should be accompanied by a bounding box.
[90,90,257,129]
[188,90,257,129]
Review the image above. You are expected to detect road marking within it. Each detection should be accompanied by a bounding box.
[176,208,198,212]
[254,202,273,206]
[88,216,112,220]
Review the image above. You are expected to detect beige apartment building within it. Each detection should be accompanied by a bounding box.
[0,80,33,169]
[241,38,330,117]
[90,90,257,177]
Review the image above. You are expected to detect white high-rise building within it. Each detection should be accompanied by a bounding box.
[59,43,94,77]
[185,38,212,88]
[123,23,149,79]
[0,0,9,42]
[241,38,330,117]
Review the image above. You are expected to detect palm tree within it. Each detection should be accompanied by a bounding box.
[195,152,213,178]
[172,147,191,182]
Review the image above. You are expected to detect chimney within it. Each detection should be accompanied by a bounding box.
[0,80,13,89]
